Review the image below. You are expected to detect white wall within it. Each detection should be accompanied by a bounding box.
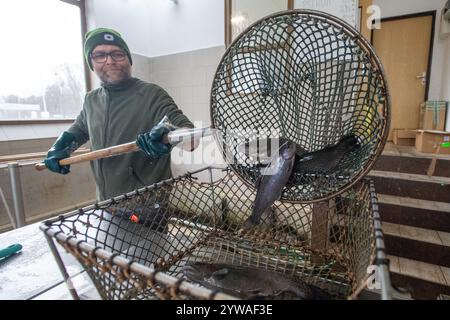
[294,0,359,28]
[374,0,450,125]
[230,0,288,39]
[374,0,447,18]
[85,0,224,58]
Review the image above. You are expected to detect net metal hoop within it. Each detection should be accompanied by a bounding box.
[210,9,390,203]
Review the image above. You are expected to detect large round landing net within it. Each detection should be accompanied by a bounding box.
[210,10,390,203]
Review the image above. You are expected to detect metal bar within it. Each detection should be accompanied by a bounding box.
[208,167,213,185]
[368,179,393,300]
[43,227,237,300]
[288,0,294,10]
[44,233,80,300]
[8,162,26,228]
[40,166,224,225]
[0,186,16,229]
[224,0,232,47]
[26,270,87,300]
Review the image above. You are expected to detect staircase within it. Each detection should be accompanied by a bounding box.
[369,143,450,300]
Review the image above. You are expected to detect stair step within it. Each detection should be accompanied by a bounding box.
[382,143,450,160]
[387,255,450,299]
[382,222,450,247]
[377,194,450,212]
[390,273,450,300]
[370,170,450,185]
[359,287,412,300]
[388,255,448,286]
[374,155,450,178]
[382,221,450,268]
[369,172,450,203]
[331,219,450,267]
[377,195,450,233]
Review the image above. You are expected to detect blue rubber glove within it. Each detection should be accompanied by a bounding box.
[44,131,80,174]
[136,122,175,160]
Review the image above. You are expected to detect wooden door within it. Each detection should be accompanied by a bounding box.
[372,13,434,140]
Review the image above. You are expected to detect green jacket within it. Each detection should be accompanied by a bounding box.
[67,77,194,201]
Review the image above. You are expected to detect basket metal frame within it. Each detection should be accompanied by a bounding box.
[41,166,393,300]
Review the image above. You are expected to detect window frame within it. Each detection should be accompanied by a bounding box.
[223,0,294,97]
[224,0,294,48]
[0,0,90,125]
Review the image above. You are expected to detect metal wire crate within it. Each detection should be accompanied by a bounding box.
[41,167,392,300]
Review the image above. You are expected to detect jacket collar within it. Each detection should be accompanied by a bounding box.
[101,77,139,92]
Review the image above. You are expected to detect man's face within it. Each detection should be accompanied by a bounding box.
[91,44,132,85]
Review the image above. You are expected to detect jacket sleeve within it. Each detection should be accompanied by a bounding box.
[67,98,90,146]
[151,86,194,129]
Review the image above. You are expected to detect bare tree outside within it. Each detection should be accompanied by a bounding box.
[0,0,86,120]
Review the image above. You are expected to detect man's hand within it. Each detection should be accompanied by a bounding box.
[44,132,79,174]
[136,122,175,160]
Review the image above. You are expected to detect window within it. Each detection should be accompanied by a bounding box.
[225,0,293,47]
[0,0,87,121]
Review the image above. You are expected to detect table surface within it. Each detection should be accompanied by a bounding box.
[0,219,387,300]
[0,221,93,300]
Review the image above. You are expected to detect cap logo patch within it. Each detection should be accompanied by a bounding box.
[104,34,114,41]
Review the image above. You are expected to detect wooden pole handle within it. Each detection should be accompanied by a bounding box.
[34,127,211,171]
[35,141,140,171]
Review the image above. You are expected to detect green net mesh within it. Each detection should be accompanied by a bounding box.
[210,10,390,202]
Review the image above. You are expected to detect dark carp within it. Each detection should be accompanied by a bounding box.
[241,140,297,229]
[182,262,332,300]
[293,134,361,174]
[107,204,168,232]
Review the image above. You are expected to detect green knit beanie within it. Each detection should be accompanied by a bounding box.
[84,28,133,70]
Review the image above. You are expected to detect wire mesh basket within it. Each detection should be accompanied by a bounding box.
[41,167,392,300]
[210,10,390,203]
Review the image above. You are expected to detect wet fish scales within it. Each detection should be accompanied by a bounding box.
[242,140,297,229]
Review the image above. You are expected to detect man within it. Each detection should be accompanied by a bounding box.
[44,28,195,201]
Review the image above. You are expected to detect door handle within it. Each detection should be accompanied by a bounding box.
[416,72,426,85]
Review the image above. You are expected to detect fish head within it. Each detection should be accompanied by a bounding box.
[183,262,220,282]
[279,140,296,160]
[339,134,361,152]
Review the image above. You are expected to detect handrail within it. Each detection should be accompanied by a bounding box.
[0,148,90,163]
